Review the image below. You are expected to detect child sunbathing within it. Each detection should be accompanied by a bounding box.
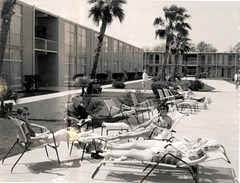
[104,103,173,141]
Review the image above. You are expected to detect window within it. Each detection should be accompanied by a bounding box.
[149,55,153,64]
[77,57,86,75]
[103,60,109,72]
[65,23,76,54]
[77,27,86,54]
[169,55,172,64]
[114,40,118,53]
[155,55,159,64]
[119,42,123,54]
[2,49,22,89]
[0,4,22,46]
[103,37,108,53]
[207,55,211,65]
[228,55,232,65]
[64,55,76,83]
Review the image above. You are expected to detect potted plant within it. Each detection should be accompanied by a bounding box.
[0,78,19,118]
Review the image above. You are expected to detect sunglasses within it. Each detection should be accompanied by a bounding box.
[158,108,167,111]
[22,112,30,116]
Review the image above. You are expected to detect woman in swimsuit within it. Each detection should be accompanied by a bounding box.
[104,103,173,140]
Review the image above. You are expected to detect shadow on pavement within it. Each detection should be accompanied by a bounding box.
[25,158,81,175]
[94,165,236,183]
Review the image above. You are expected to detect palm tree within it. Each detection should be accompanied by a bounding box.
[88,0,126,79]
[153,4,191,81]
[170,35,191,81]
[0,0,16,75]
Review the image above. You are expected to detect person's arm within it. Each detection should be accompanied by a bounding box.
[133,116,155,131]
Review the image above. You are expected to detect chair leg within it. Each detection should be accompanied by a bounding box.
[44,146,49,157]
[81,143,87,161]
[69,141,75,155]
[50,131,60,164]
[2,140,18,164]
[11,145,30,172]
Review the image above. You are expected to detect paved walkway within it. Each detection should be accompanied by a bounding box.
[0,78,239,183]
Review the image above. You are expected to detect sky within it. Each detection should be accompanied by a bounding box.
[20,0,240,52]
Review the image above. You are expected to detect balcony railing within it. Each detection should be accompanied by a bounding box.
[35,37,58,53]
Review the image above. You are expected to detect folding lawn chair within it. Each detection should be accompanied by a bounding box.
[185,90,212,110]
[101,98,137,136]
[130,93,154,122]
[141,143,230,183]
[92,141,231,183]
[162,88,184,109]
[2,116,60,172]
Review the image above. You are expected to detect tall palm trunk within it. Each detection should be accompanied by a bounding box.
[0,0,16,75]
[90,20,107,79]
[162,40,170,81]
[173,54,179,81]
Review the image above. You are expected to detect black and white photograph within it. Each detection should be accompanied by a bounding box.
[0,0,239,182]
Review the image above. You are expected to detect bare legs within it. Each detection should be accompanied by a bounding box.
[105,127,152,141]
[106,140,158,150]
[99,149,154,162]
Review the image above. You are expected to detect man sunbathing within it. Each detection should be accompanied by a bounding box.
[104,103,173,140]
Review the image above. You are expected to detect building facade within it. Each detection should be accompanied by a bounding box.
[144,51,240,79]
[0,1,143,89]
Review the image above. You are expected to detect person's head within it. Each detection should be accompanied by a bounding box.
[70,94,83,104]
[157,103,169,115]
[143,69,147,73]
[187,148,205,160]
[17,106,30,120]
[238,69,240,73]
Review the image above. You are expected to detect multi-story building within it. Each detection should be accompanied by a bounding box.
[0,1,143,89]
[144,51,240,79]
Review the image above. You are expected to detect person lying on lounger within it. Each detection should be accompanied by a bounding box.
[99,137,221,162]
[104,103,173,140]
[104,137,221,152]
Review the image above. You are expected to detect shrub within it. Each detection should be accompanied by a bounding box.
[96,73,108,83]
[112,73,124,81]
[112,80,125,89]
[91,84,102,94]
[72,74,84,80]
[137,72,143,79]
[151,75,160,82]
[83,96,104,116]
[189,79,204,91]
[127,72,136,80]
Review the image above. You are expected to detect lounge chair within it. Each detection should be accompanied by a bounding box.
[2,116,60,172]
[185,90,212,110]
[101,98,137,136]
[92,141,230,183]
[130,93,154,121]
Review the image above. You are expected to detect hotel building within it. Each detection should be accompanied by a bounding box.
[0,1,143,89]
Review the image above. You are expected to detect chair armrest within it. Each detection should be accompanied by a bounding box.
[120,104,132,111]
[29,123,49,132]
[110,106,121,114]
